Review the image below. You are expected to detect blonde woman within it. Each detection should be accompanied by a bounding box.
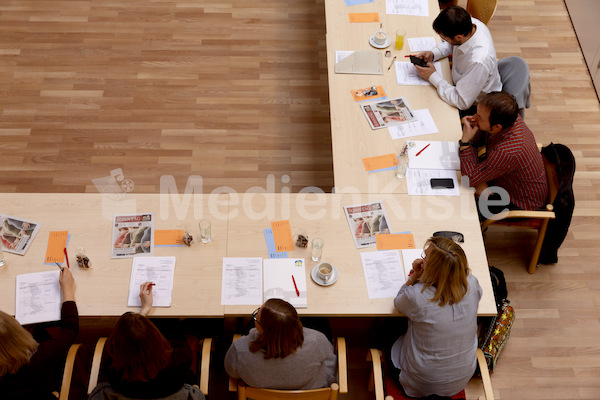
[0,267,78,399]
[391,236,482,398]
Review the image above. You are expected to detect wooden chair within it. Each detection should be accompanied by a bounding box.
[466,0,498,25]
[367,348,494,400]
[229,334,348,400]
[481,154,559,274]
[87,336,214,396]
[51,343,82,400]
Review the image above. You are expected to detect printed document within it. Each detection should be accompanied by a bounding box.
[361,250,407,299]
[15,270,61,325]
[388,109,439,140]
[127,256,176,307]
[406,168,460,196]
[386,0,429,16]
[263,258,307,308]
[408,37,436,52]
[395,61,442,85]
[221,257,263,305]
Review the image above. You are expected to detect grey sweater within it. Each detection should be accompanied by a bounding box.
[224,327,337,390]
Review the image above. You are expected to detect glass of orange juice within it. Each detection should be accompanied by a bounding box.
[395,29,406,50]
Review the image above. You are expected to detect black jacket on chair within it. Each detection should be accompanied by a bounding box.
[539,143,576,264]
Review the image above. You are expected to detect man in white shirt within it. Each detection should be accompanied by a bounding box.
[415,6,502,117]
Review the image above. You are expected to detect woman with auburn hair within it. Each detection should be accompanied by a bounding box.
[391,236,482,398]
[94,282,197,399]
[224,298,336,390]
[0,267,79,399]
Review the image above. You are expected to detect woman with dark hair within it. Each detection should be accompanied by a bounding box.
[224,298,336,390]
[0,267,78,399]
[391,236,482,398]
[95,282,195,399]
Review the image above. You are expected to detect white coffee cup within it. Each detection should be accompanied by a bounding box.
[373,31,388,46]
[316,262,333,283]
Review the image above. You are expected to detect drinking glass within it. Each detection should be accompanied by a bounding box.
[311,238,324,262]
[199,220,211,243]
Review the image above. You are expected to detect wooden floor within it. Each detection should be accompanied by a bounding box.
[1,0,600,399]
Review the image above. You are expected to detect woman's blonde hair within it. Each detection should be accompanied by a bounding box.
[419,236,470,306]
[0,310,38,376]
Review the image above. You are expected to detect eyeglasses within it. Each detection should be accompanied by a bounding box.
[421,250,427,260]
[251,307,261,326]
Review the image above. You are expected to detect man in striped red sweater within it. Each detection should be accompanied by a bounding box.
[459,91,548,220]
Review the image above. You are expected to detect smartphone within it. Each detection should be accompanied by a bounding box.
[409,55,428,68]
[430,178,455,189]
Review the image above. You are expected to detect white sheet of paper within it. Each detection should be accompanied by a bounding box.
[127,256,176,307]
[263,258,307,308]
[407,140,460,170]
[388,109,439,140]
[406,168,460,196]
[408,37,436,52]
[361,250,406,299]
[401,248,423,275]
[395,61,442,85]
[335,51,354,63]
[386,0,429,16]
[221,257,263,305]
[15,270,61,325]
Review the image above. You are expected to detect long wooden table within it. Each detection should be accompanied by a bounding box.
[325,0,464,194]
[0,192,497,318]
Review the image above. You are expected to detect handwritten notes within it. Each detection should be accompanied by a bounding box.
[362,153,398,173]
[349,12,380,23]
[45,231,68,264]
[154,230,184,246]
[271,220,295,252]
[376,233,415,250]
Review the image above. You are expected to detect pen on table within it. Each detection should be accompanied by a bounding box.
[387,56,397,70]
[415,143,431,156]
[63,248,70,268]
[55,262,64,271]
[292,276,300,297]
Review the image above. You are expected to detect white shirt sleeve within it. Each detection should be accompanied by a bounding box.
[428,62,491,110]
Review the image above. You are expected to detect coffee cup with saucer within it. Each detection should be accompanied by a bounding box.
[311,262,339,286]
[370,31,391,49]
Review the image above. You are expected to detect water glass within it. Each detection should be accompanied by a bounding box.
[199,220,211,243]
[311,238,324,262]
[396,153,408,178]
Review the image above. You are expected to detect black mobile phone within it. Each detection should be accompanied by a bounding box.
[430,178,455,189]
[409,55,428,68]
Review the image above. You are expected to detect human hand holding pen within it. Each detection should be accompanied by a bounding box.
[139,281,154,317]
[59,267,76,302]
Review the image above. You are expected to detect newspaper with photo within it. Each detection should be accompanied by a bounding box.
[360,96,417,129]
[111,213,155,259]
[0,214,42,256]
[343,201,392,249]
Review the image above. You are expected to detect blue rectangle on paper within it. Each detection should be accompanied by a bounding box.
[345,0,374,6]
[264,229,288,259]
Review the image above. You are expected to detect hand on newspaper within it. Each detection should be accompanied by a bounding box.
[139,281,154,316]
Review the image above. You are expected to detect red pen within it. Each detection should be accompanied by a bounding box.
[415,143,430,156]
[292,276,300,297]
[63,248,70,268]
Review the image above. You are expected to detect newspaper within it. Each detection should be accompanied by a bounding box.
[343,201,392,249]
[111,213,155,259]
[360,96,417,130]
[0,214,42,255]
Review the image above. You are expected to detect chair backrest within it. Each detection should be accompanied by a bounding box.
[497,56,531,119]
[466,0,498,25]
[238,382,340,400]
[542,154,559,208]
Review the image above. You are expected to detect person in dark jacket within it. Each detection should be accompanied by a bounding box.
[0,267,78,400]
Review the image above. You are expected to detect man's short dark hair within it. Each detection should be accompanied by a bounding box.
[479,91,519,130]
[432,6,473,38]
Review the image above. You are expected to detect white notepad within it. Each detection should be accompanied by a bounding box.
[263,258,307,308]
[407,140,460,170]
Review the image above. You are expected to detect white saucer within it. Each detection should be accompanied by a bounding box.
[311,264,339,286]
[369,35,391,49]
